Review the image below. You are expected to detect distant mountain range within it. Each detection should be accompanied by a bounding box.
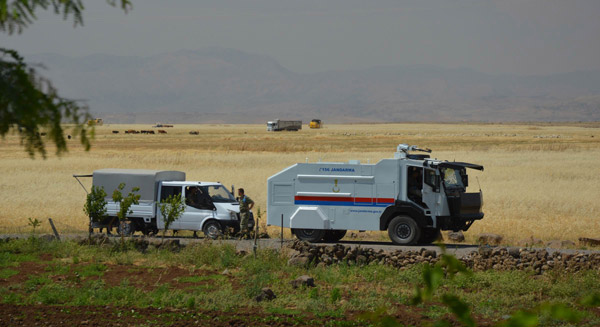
[28,48,600,123]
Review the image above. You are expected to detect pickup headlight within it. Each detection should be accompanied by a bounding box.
[229,210,238,220]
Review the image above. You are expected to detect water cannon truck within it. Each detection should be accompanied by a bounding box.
[266,144,484,245]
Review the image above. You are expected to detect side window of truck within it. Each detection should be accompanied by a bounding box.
[160,186,182,201]
[424,169,439,192]
[185,187,214,210]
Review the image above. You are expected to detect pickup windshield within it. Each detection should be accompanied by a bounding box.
[201,185,237,203]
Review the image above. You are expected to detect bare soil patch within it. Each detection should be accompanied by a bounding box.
[0,303,497,327]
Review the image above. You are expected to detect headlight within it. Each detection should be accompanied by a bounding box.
[229,211,238,220]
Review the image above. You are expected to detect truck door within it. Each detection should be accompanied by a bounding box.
[406,166,426,208]
[157,185,184,230]
[179,186,215,230]
[422,168,440,215]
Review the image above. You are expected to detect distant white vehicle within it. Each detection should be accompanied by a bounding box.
[267,119,302,131]
[75,169,251,238]
[267,144,484,245]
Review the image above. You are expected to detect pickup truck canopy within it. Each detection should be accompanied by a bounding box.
[92,169,186,201]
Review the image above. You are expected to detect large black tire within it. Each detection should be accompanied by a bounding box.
[419,227,441,244]
[387,216,421,245]
[323,230,347,242]
[293,229,326,243]
[203,220,223,239]
[117,221,135,236]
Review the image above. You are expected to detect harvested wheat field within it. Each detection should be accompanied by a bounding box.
[1,123,599,244]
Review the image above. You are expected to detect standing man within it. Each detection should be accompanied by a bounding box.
[238,188,254,238]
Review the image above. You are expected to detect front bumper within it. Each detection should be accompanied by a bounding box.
[438,213,484,232]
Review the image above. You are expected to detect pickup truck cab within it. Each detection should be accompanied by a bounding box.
[156,181,241,238]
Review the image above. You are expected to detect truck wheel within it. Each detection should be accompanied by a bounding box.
[419,228,441,244]
[203,220,222,239]
[117,221,135,236]
[293,229,326,243]
[388,216,421,245]
[323,230,347,242]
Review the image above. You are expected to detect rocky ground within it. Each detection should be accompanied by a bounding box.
[287,240,600,275]
[4,233,600,275]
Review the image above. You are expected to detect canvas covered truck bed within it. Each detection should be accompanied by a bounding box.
[92,169,185,202]
[91,169,186,223]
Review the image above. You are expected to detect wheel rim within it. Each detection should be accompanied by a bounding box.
[301,229,315,237]
[206,224,220,238]
[395,223,412,240]
[119,222,132,236]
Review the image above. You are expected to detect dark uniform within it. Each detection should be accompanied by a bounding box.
[239,195,254,235]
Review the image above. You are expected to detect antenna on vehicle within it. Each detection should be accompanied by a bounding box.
[476,176,482,192]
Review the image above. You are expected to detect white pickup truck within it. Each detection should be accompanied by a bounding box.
[75,169,250,238]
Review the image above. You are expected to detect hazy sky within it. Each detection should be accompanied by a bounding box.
[2,0,600,75]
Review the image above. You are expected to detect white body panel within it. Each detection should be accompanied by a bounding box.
[266,119,302,131]
[267,158,453,231]
[106,201,155,222]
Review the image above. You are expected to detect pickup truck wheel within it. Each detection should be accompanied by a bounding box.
[388,216,421,245]
[323,230,347,242]
[117,221,135,236]
[203,220,222,239]
[293,229,326,243]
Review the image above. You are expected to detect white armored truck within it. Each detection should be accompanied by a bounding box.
[266,145,484,245]
[75,169,246,238]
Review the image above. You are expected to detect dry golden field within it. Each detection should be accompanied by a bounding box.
[1,122,599,244]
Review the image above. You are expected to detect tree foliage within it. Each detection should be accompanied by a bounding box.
[83,185,107,223]
[0,48,92,158]
[0,0,131,158]
[159,193,185,241]
[111,182,139,222]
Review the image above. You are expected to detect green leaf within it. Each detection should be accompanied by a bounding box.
[581,293,600,307]
[441,294,475,327]
[541,303,580,323]
[440,253,471,278]
[501,310,538,327]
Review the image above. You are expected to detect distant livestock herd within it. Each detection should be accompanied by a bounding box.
[110,130,200,135]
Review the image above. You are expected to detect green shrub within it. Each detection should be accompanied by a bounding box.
[84,186,107,223]
[159,193,185,241]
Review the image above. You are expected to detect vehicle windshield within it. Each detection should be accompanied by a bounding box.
[441,168,465,189]
[201,185,237,203]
